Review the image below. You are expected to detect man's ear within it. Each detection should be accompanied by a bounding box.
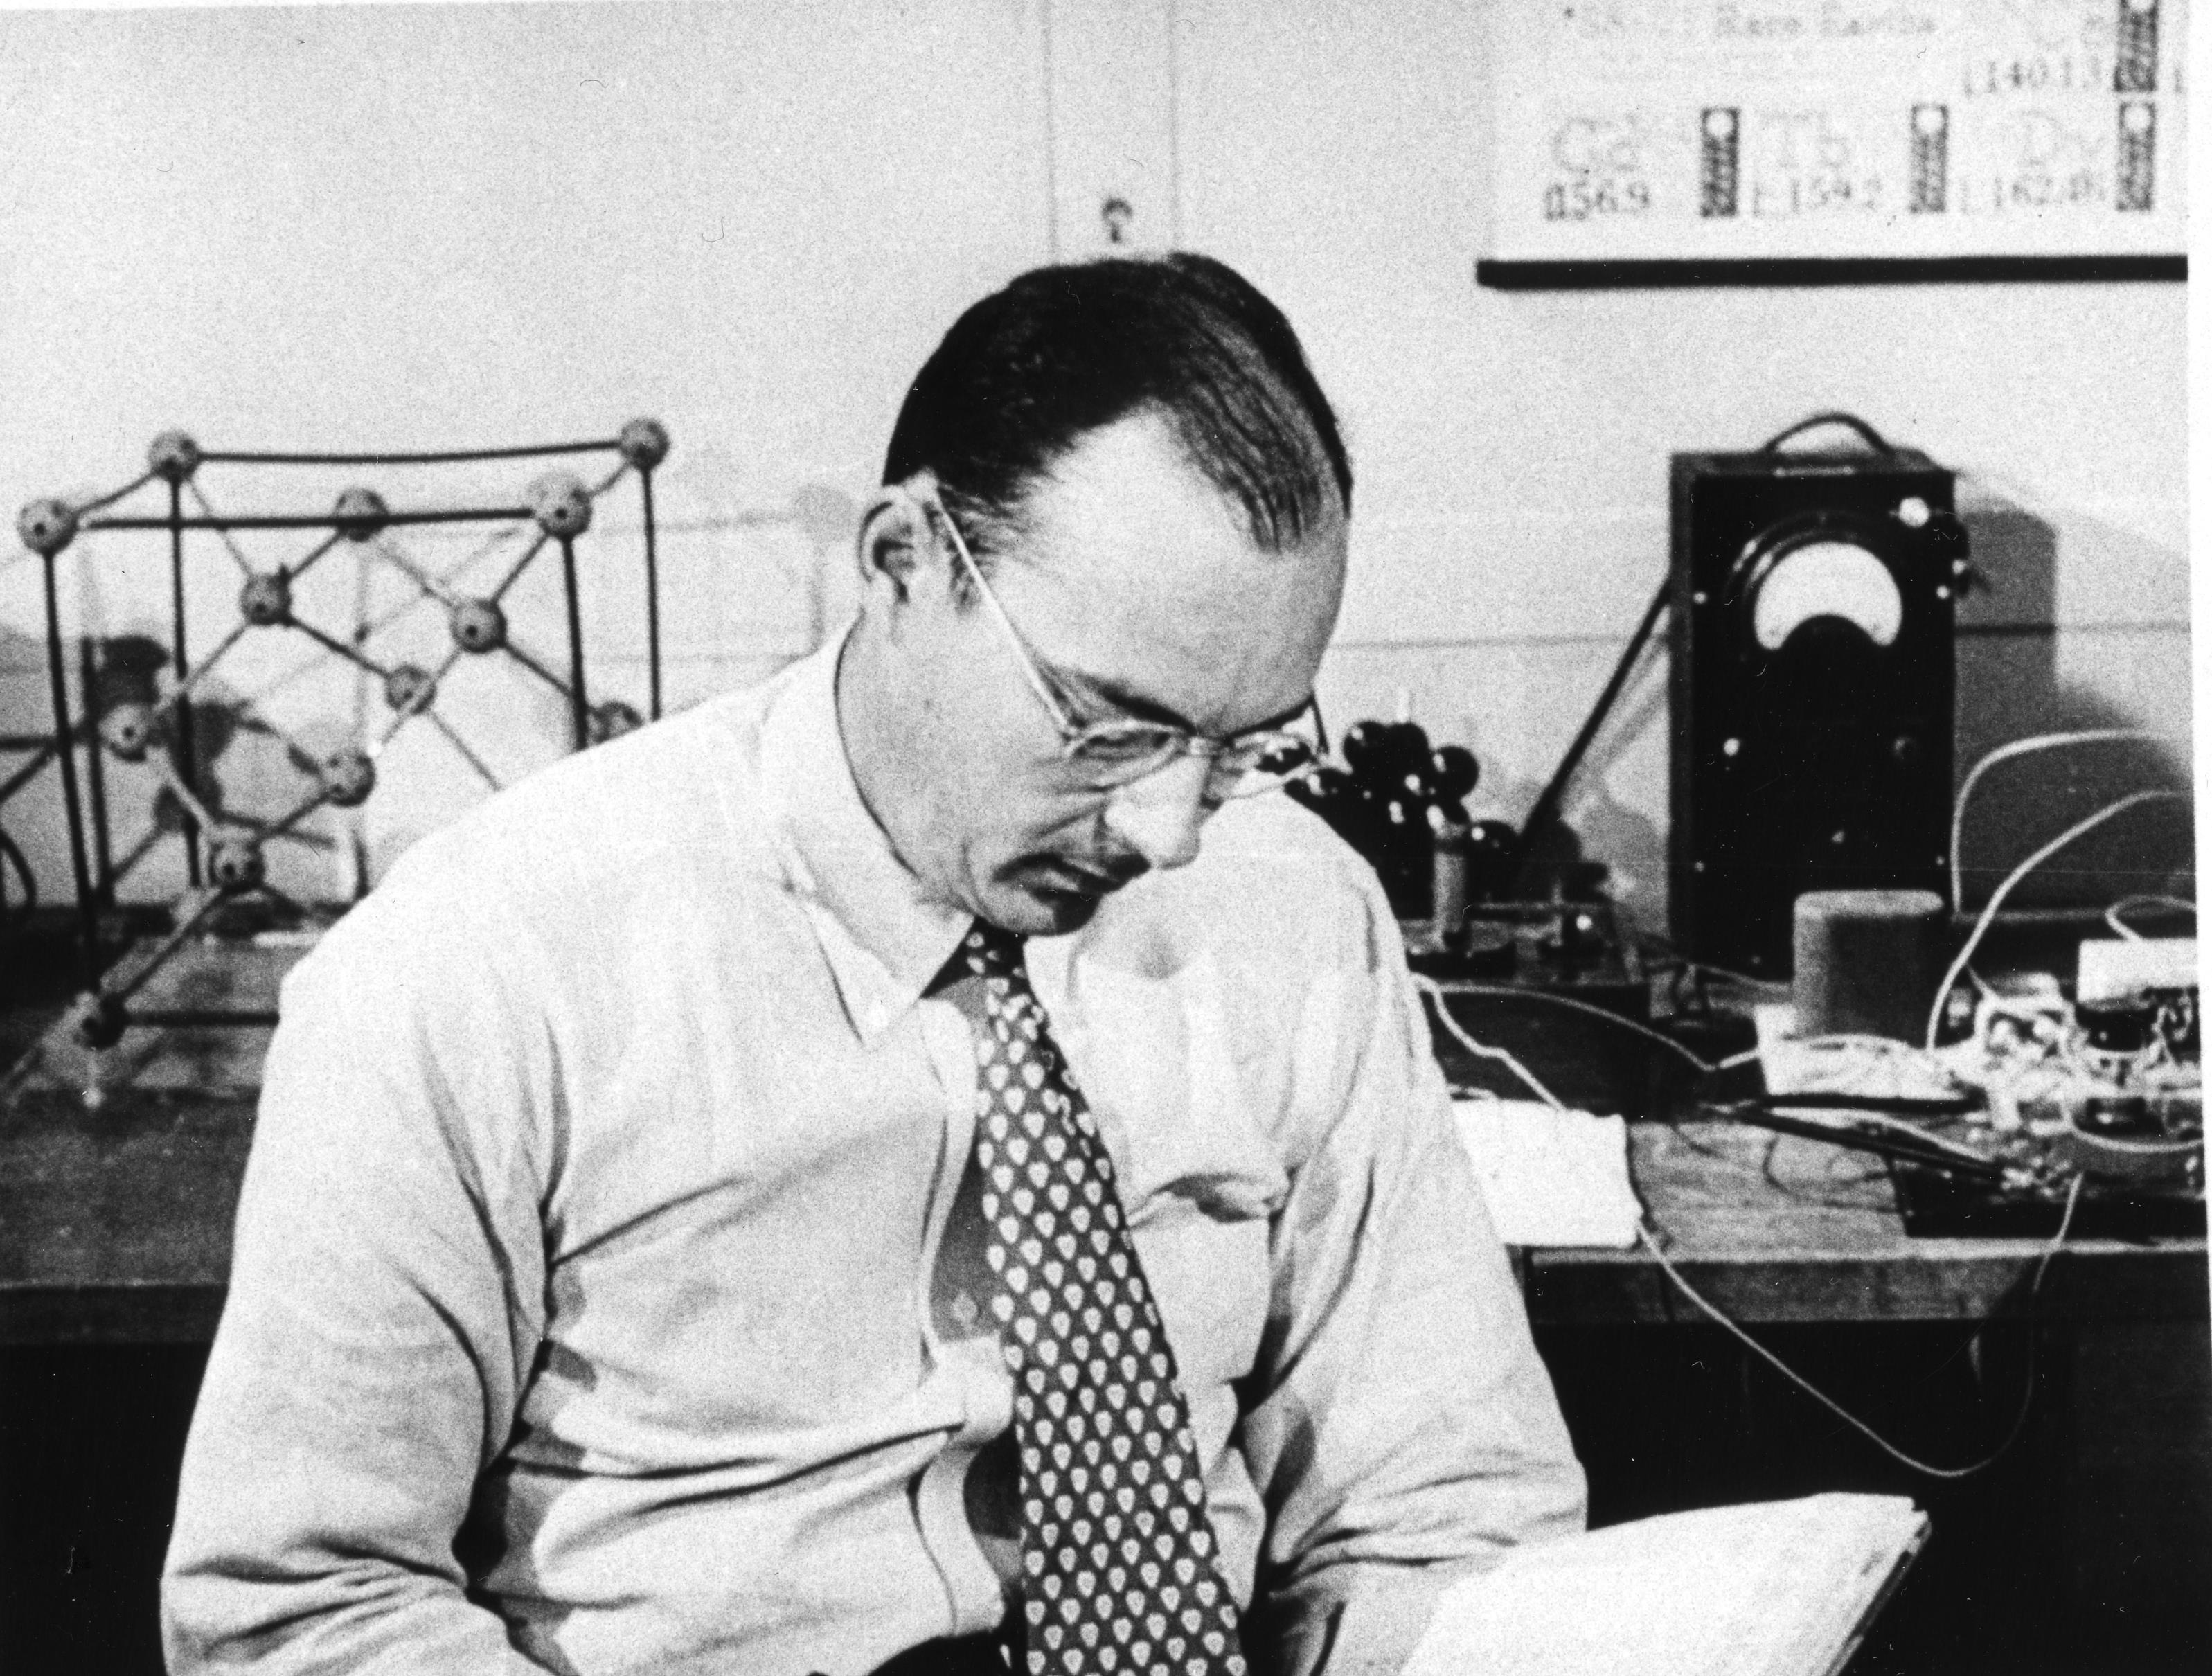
[855,481,940,605]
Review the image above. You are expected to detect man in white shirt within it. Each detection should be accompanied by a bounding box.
[163,253,1583,1676]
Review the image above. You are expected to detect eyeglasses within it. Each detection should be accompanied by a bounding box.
[923,497,1328,801]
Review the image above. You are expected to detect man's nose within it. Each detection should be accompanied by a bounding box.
[1102,753,1211,872]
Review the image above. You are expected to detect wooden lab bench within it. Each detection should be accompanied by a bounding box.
[1,934,2206,1672]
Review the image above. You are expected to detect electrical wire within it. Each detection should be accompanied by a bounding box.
[1950,730,2174,914]
[1636,933,1795,999]
[1427,993,2087,1482]
[1433,981,1719,1075]
[1757,1130,1887,1210]
[1650,954,1790,1026]
[2104,893,2197,943]
[1679,959,1791,995]
[1927,790,2191,1051]
[1413,977,1564,1108]
[1635,1168,2084,1480]
[1711,1038,1970,1157]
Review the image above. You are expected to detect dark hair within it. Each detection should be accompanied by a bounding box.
[883,253,1351,571]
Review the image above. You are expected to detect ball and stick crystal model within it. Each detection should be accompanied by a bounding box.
[6,421,670,1059]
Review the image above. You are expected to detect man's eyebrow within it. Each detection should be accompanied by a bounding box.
[1069,672,1312,738]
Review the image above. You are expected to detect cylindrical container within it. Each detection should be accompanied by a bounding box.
[1792,889,1947,1042]
[1431,815,1471,948]
[1379,795,1431,919]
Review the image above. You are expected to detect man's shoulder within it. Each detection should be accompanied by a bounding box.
[307,666,801,979]
[1204,791,1383,899]
[400,672,788,885]
[1145,792,1393,962]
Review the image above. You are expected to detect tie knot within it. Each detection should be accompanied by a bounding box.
[959,920,1026,982]
[926,918,1029,1002]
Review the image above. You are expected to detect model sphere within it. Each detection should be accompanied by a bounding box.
[384,663,437,715]
[68,990,129,1051]
[320,746,377,809]
[208,833,267,894]
[99,703,157,763]
[449,598,508,654]
[17,498,79,557]
[588,699,645,745]
[527,472,594,538]
[148,431,204,484]
[617,418,671,471]
[240,572,293,627]
[334,488,391,542]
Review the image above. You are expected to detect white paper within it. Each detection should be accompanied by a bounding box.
[1451,1100,1643,1249]
[1403,1493,1929,1676]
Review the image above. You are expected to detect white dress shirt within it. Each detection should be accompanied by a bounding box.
[162,638,1585,1676]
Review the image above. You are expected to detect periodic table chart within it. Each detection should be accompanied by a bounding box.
[1486,0,2188,265]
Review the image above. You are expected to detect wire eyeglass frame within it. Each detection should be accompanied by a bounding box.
[922,494,1328,801]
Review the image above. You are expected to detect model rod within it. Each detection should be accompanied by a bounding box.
[641,467,663,721]
[560,535,589,751]
[39,553,99,990]
[201,440,617,465]
[170,477,203,886]
[84,509,532,532]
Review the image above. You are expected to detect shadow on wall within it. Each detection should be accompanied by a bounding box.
[1,622,56,920]
[1476,497,2193,934]
[1468,648,1670,933]
[1567,654,1669,930]
[3,480,869,909]
[1954,501,2194,912]
[0,630,348,913]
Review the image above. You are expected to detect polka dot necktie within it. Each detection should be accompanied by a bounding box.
[936,922,1247,1676]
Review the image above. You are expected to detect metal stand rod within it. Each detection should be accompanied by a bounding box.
[39,553,99,990]
[1508,576,1670,891]
[1,742,57,807]
[80,636,114,907]
[641,468,663,721]
[560,536,589,751]
[102,886,227,1006]
[170,480,202,886]
[131,1008,282,1028]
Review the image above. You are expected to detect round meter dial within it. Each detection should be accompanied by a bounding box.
[1749,539,1902,652]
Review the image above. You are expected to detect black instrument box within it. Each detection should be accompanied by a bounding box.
[1669,429,1966,976]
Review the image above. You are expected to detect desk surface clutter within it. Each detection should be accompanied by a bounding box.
[1,931,2202,1346]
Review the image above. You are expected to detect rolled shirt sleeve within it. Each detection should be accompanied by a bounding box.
[163,880,555,1675]
[1237,877,1587,1676]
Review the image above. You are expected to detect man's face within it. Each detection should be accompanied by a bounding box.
[875,412,1348,937]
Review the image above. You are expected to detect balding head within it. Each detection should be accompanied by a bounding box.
[882,253,1350,587]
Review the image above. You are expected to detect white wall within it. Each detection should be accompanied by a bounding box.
[0,0,2191,929]
[1170,0,2192,922]
[1,0,1055,891]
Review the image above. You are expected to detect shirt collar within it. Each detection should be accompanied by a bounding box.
[759,630,971,1046]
